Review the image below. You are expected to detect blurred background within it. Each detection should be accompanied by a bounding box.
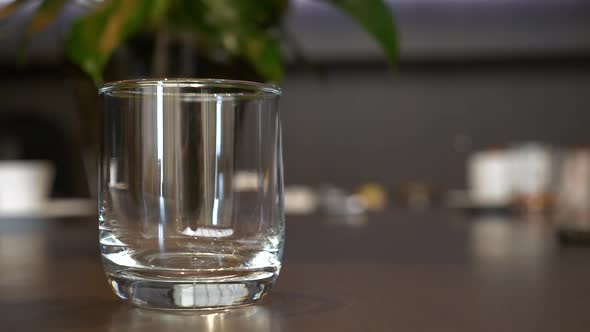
[0,0,589,227]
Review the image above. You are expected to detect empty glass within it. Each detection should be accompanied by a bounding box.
[98,79,284,309]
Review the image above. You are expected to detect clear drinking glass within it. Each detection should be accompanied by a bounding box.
[98,79,284,309]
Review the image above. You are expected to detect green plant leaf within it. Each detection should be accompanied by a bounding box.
[177,0,287,81]
[147,0,171,26]
[242,33,283,82]
[67,0,155,85]
[0,0,23,20]
[214,28,283,82]
[325,0,398,65]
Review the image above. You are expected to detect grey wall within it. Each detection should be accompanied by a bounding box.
[287,0,590,61]
[281,65,590,190]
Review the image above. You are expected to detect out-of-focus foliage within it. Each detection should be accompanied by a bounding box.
[326,0,397,67]
[1,0,397,85]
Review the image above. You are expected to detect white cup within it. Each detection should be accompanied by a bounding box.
[468,150,512,206]
[0,160,55,213]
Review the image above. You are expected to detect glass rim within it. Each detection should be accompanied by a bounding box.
[99,78,282,97]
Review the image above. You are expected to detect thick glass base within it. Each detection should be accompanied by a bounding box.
[106,270,277,310]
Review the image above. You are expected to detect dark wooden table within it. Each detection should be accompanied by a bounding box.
[1,211,590,331]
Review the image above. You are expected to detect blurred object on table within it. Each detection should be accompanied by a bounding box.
[462,142,561,215]
[468,148,512,207]
[0,112,94,218]
[396,181,437,211]
[555,148,590,245]
[0,111,87,198]
[284,182,388,217]
[319,185,366,216]
[355,182,388,211]
[0,160,54,214]
[284,185,319,215]
[509,143,559,214]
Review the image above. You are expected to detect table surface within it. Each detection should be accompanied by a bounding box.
[1,211,590,332]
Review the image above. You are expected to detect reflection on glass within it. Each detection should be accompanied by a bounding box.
[470,217,555,281]
[109,304,281,332]
[173,283,249,307]
[471,218,553,262]
[0,224,48,296]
